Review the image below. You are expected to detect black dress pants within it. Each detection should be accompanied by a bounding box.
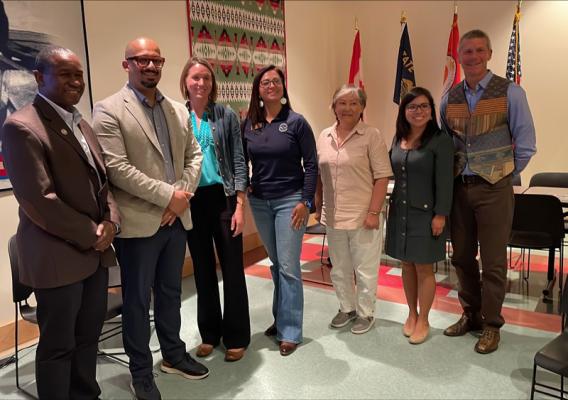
[187,184,250,349]
[34,266,108,400]
[114,220,187,380]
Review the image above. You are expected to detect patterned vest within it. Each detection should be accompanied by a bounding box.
[446,74,514,184]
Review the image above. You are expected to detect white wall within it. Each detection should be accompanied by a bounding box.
[1,0,567,326]
[285,1,568,183]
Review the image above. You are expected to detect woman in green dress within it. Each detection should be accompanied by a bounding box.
[385,87,453,345]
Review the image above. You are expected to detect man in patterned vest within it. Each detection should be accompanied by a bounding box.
[440,29,536,354]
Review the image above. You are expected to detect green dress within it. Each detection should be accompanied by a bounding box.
[385,130,454,263]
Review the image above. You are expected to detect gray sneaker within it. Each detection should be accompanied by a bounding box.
[130,374,162,400]
[330,310,357,328]
[351,316,375,334]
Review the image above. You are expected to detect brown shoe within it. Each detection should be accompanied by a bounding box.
[224,347,245,362]
[443,313,482,337]
[279,341,297,356]
[264,323,277,337]
[195,343,214,358]
[475,329,500,354]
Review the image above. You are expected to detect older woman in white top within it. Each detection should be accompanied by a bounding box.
[315,84,392,334]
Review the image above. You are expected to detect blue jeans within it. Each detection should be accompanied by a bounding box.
[248,191,305,343]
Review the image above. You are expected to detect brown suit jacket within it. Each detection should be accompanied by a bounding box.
[1,95,120,289]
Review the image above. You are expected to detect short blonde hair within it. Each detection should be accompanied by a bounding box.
[459,29,492,52]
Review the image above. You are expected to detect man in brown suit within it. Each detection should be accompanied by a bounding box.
[1,45,120,399]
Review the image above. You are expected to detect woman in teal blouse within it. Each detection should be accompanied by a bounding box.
[180,57,250,362]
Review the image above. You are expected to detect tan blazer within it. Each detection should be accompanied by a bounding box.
[92,85,202,238]
[1,95,120,289]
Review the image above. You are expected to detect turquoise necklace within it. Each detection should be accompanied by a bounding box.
[190,110,214,150]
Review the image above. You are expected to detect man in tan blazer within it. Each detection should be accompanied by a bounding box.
[92,37,206,400]
[1,45,120,399]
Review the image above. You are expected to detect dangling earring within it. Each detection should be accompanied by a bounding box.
[280,97,287,105]
[259,100,264,108]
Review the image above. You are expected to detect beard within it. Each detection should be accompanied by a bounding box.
[141,80,158,89]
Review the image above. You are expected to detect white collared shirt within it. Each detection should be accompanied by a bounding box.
[39,93,100,183]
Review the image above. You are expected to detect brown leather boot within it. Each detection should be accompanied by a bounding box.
[443,313,483,336]
[474,328,500,354]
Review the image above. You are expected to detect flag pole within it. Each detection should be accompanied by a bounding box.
[355,17,359,32]
[454,1,458,14]
[400,10,406,25]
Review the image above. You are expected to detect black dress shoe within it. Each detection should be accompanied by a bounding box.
[264,323,277,336]
[279,341,297,356]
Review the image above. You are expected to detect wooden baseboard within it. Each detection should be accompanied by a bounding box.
[0,318,39,358]
[0,232,263,355]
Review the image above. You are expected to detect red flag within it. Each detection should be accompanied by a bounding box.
[442,12,460,98]
[348,29,364,90]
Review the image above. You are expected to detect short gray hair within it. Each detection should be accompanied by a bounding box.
[459,29,492,52]
[331,84,367,111]
[34,45,75,72]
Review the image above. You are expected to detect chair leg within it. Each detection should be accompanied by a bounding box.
[320,234,326,265]
[559,243,564,307]
[530,363,536,400]
[526,250,532,281]
[14,305,20,391]
[561,374,565,400]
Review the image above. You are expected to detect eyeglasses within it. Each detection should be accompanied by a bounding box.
[406,103,431,112]
[260,78,283,88]
[127,56,166,69]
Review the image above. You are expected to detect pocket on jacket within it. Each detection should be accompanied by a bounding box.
[409,198,433,212]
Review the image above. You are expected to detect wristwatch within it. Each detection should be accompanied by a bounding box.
[113,222,121,235]
[302,199,313,211]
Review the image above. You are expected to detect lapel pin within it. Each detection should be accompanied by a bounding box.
[60,128,68,135]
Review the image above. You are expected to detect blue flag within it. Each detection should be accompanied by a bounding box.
[393,22,416,104]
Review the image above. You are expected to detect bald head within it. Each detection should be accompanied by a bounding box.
[124,37,161,59]
[122,37,164,95]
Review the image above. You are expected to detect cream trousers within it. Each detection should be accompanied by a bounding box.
[326,224,382,318]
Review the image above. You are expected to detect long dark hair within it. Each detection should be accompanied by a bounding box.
[395,86,440,148]
[246,65,291,129]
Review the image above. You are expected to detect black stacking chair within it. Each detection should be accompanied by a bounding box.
[530,172,568,238]
[512,174,522,187]
[530,274,568,399]
[8,235,126,398]
[530,173,568,189]
[305,219,330,266]
[508,194,565,301]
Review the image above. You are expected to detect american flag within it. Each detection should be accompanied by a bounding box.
[506,5,522,84]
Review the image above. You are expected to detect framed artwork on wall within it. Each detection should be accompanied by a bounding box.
[0,0,93,191]
[187,0,286,119]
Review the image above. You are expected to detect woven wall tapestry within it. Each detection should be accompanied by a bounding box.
[187,0,286,118]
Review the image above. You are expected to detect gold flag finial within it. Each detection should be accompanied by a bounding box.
[454,1,458,14]
[355,17,359,31]
[400,10,407,24]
